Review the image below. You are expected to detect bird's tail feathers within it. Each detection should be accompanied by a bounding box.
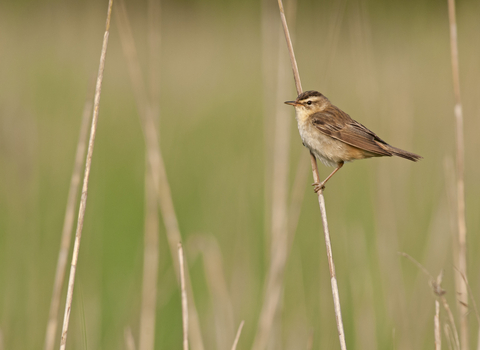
[388,145,422,162]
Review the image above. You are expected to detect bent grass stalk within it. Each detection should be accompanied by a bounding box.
[276,0,347,349]
[59,1,113,349]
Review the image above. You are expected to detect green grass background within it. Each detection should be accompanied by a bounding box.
[1,0,480,349]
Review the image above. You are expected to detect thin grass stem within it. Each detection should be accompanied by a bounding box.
[44,90,93,350]
[276,1,347,349]
[138,1,161,349]
[178,243,189,350]
[445,324,455,350]
[59,1,113,348]
[231,321,245,350]
[115,3,205,349]
[124,327,137,350]
[400,252,460,350]
[252,10,295,350]
[435,300,442,350]
[446,0,468,348]
[192,235,234,349]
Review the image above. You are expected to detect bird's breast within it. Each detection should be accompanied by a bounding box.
[295,113,366,167]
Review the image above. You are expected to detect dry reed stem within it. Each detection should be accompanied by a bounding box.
[478,327,480,350]
[256,3,309,346]
[454,268,480,350]
[276,1,347,349]
[124,327,137,350]
[445,324,455,350]
[139,166,159,350]
[44,93,93,350]
[442,297,461,350]
[252,15,294,350]
[178,243,189,350]
[477,325,480,350]
[192,235,234,349]
[455,268,480,325]
[287,151,309,246]
[231,321,245,350]
[322,0,347,85]
[400,253,460,350]
[138,1,161,349]
[59,1,113,348]
[115,4,205,349]
[446,0,468,348]
[306,330,314,350]
[147,0,160,116]
[261,0,276,250]
[435,299,442,350]
[277,0,302,94]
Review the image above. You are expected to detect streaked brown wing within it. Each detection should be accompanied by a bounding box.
[310,106,393,157]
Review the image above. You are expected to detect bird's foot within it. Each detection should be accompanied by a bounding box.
[312,182,325,193]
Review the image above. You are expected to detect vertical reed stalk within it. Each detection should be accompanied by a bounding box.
[252,9,295,350]
[276,1,347,349]
[446,1,468,349]
[178,243,189,350]
[435,301,441,350]
[138,2,161,350]
[124,327,137,350]
[455,269,480,350]
[194,235,234,349]
[115,3,204,349]
[44,93,93,350]
[400,253,460,350]
[139,165,159,350]
[59,1,113,348]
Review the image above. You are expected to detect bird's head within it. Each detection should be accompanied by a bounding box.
[284,90,330,114]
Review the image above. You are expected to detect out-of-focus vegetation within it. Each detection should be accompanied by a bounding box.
[1,0,480,349]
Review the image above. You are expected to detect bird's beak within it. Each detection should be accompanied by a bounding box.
[284,100,298,106]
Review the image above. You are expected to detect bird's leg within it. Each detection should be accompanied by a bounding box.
[312,161,344,193]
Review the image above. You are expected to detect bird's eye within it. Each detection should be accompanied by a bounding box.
[306,101,312,105]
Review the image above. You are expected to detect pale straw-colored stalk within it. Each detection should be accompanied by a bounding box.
[446,0,468,348]
[59,1,113,348]
[400,253,460,350]
[445,324,455,350]
[231,321,245,350]
[115,3,204,349]
[178,243,189,350]
[138,1,161,349]
[192,235,234,349]
[455,268,480,350]
[435,300,441,350]
[139,163,159,350]
[252,12,295,350]
[44,91,93,350]
[276,0,347,349]
[124,326,137,350]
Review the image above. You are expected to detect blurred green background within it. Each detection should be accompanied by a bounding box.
[1,0,480,349]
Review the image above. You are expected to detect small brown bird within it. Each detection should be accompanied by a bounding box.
[285,90,422,192]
